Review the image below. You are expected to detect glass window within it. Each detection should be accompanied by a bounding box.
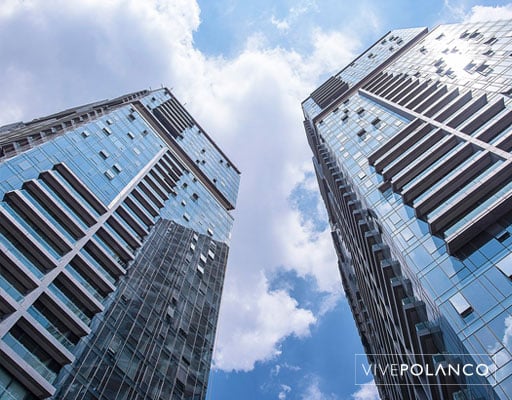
[449,292,473,317]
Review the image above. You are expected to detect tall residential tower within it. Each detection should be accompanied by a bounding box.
[0,88,240,399]
[303,20,512,399]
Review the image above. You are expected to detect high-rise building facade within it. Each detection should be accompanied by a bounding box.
[303,20,512,399]
[0,88,240,399]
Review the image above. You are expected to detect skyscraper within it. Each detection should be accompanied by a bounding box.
[303,20,512,399]
[0,88,240,399]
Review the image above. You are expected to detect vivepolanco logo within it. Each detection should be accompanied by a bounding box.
[355,354,496,386]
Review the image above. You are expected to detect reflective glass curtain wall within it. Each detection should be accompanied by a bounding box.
[0,88,240,400]
[303,20,512,400]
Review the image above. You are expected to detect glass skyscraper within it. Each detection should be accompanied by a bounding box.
[303,20,512,399]
[0,88,239,399]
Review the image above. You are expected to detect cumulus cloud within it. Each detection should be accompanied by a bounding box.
[0,0,200,122]
[304,29,360,79]
[0,0,358,373]
[213,272,316,371]
[351,380,379,400]
[275,205,339,293]
[444,1,512,23]
[464,4,512,22]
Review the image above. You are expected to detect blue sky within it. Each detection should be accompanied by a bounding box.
[1,1,512,399]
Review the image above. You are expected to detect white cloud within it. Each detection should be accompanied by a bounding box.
[318,289,343,316]
[271,362,302,377]
[278,384,292,399]
[464,4,512,22]
[271,364,282,376]
[442,0,467,22]
[304,29,360,79]
[351,380,379,400]
[444,2,512,23]
[0,0,359,373]
[301,376,337,400]
[271,16,290,32]
[273,186,340,294]
[0,0,27,18]
[0,0,201,122]
[213,272,316,371]
[276,212,339,292]
[270,0,319,32]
